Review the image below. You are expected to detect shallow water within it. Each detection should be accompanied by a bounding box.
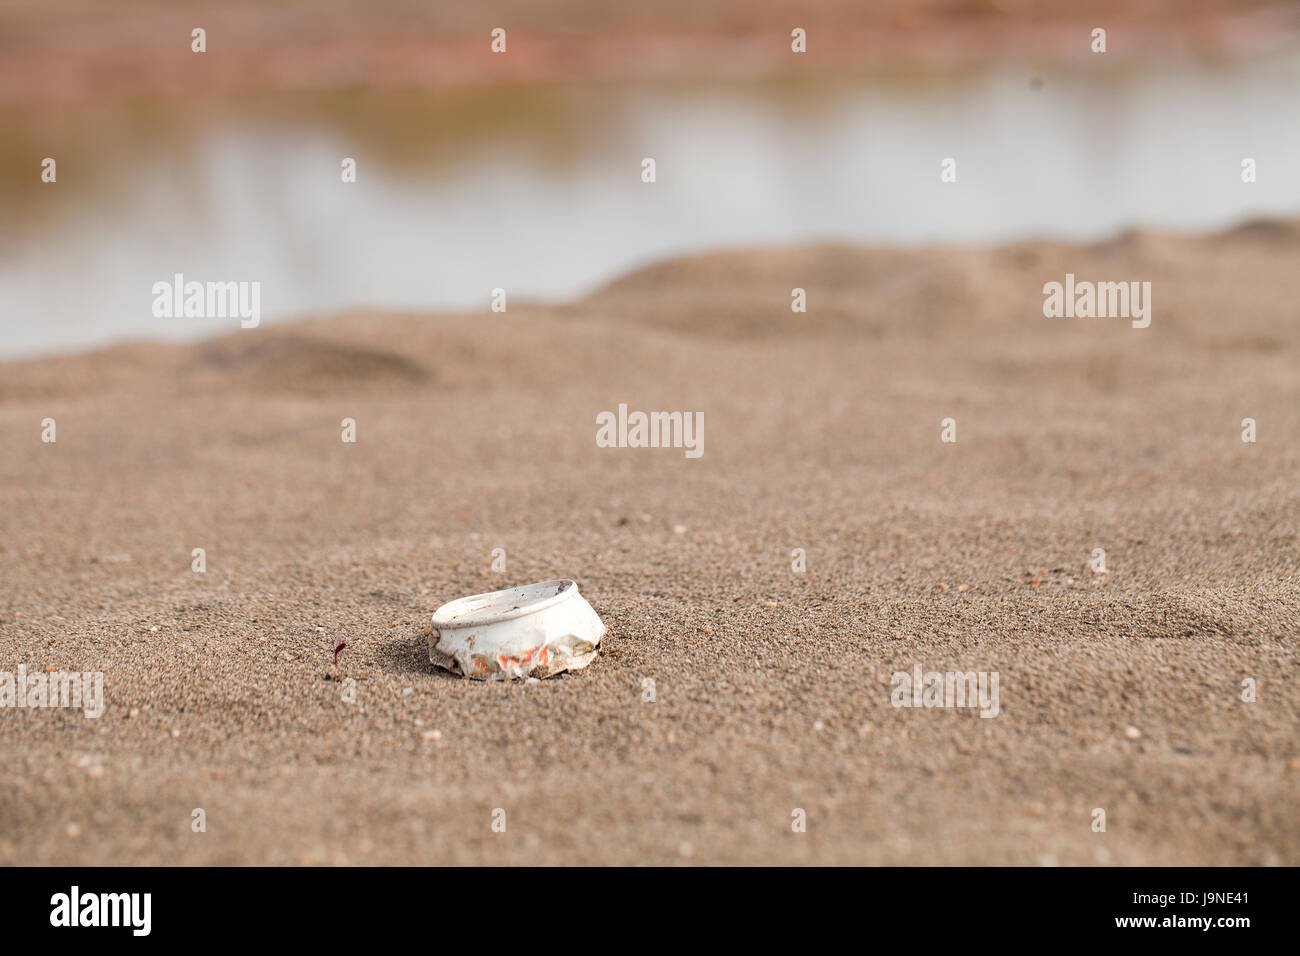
[3,55,1299,358]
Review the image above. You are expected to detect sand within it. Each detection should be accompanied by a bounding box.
[1,222,1297,865]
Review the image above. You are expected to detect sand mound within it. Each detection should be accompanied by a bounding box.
[188,333,434,394]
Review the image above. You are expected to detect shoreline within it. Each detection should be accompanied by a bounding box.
[3,3,1298,107]
[2,217,1298,369]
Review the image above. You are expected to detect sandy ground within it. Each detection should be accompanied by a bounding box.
[3,0,1299,105]
[0,222,1297,865]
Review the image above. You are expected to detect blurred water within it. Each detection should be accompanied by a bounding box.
[2,55,1299,358]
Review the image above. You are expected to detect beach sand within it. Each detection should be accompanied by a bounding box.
[1,222,1297,865]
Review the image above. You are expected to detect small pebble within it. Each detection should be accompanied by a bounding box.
[1124,726,1142,740]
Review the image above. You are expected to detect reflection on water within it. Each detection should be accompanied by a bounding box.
[2,56,1299,358]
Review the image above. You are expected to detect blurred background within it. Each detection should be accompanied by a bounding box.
[2,0,1299,357]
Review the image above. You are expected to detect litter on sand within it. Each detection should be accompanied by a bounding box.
[429,579,605,680]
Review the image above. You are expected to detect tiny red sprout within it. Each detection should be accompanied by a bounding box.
[332,639,347,678]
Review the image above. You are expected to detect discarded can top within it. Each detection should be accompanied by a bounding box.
[429,579,605,680]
